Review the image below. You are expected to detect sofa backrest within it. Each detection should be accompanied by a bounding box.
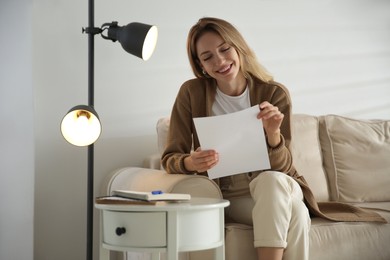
[291,114,330,202]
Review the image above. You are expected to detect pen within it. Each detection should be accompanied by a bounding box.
[151,190,163,195]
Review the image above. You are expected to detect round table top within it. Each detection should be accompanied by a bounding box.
[95,197,230,212]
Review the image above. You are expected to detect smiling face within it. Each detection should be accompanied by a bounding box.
[196,31,246,92]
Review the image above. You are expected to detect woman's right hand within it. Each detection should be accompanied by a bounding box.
[184,147,219,173]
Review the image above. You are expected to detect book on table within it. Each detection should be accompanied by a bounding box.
[95,196,158,205]
[111,190,191,202]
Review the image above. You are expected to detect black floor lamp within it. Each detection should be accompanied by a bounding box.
[60,0,158,259]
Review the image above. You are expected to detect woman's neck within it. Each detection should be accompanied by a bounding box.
[217,74,247,96]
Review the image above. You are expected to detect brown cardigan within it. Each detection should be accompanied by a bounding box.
[162,77,386,223]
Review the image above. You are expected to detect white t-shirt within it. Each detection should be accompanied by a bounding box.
[212,86,251,116]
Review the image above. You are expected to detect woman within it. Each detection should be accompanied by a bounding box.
[161,17,308,260]
[161,17,385,260]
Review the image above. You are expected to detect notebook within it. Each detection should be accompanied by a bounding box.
[112,190,191,201]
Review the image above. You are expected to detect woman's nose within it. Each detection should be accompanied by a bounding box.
[214,53,225,65]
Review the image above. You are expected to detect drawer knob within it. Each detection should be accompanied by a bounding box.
[115,227,126,236]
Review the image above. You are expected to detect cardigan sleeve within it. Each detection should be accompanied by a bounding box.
[264,82,298,178]
[161,81,200,175]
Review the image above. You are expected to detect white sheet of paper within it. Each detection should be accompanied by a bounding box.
[193,105,270,179]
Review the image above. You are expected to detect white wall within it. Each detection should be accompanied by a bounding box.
[29,0,390,260]
[0,1,34,260]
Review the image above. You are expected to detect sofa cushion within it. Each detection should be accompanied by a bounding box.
[156,117,170,155]
[291,114,330,202]
[225,206,390,260]
[319,115,390,202]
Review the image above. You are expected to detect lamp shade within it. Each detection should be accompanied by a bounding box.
[61,105,101,146]
[107,22,158,60]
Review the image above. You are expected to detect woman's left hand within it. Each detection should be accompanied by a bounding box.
[257,101,284,147]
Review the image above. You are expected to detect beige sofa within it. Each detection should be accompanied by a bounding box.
[103,114,390,260]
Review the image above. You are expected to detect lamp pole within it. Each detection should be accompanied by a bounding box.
[86,0,96,259]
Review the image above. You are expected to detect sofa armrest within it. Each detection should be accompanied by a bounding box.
[102,167,222,199]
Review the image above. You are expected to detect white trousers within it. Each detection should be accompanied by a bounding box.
[250,171,310,260]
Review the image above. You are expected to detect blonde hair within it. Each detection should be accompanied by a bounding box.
[187,17,273,84]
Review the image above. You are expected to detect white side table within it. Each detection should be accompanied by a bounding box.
[96,197,230,260]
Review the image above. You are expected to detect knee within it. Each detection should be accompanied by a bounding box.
[250,171,304,204]
[250,171,291,193]
[257,171,286,183]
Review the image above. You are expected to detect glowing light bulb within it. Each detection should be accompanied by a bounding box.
[61,106,101,146]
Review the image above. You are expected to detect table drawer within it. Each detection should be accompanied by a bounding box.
[102,211,166,247]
